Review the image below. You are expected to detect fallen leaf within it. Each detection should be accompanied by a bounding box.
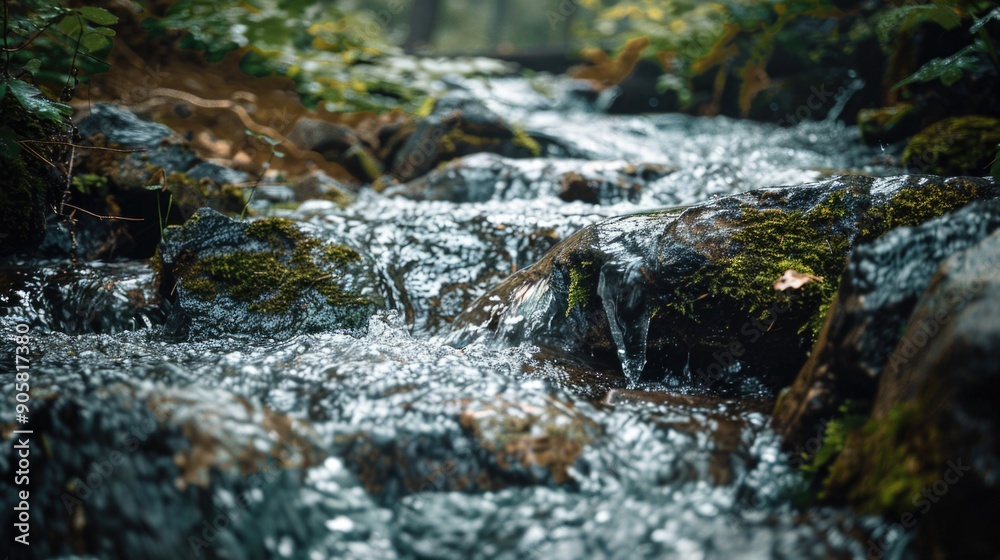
[774,269,824,291]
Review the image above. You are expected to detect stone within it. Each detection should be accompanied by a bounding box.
[158,208,380,339]
[773,199,1000,447]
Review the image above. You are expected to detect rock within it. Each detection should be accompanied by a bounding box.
[286,118,383,182]
[903,115,1000,176]
[821,228,1000,558]
[0,383,329,559]
[772,199,1000,447]
[291,171,356,207]
[384,153,668,204]
[387,96,552,183]
[0,87,64,257]
[450,175,1000,393]
[158,208,381,339]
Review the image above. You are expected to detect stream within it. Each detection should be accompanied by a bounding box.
[2,73,902,559]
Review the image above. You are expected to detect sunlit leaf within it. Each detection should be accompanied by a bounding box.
[80,32,112,53]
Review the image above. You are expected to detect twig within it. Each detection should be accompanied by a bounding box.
[60,203,144,222]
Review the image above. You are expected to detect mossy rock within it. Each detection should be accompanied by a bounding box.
[821,229,1000,558]
[450,175,1000,393]
[0,90,62,257]
[902,115,1000,176]
[159,208,381,338]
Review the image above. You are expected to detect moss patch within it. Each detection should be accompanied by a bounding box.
[178,217,367,314]
[902,116,1000,176]
[566,260,598,317]
[824,400,947,513]
[867,177,985,235]
[675,190,854,340]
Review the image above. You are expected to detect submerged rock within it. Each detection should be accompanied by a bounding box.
[0,382,355,559]
[158,208,380,339]
[773,199,1000,447]
[450,175,1000,393]
[384,153,671,205]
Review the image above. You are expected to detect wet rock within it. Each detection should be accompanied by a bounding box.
[0,383,343,559]
[0,261,164,334]
[902,115,1000,176]
[450,175,1000,392]
[384,153,668,204]
[822,228,1000,559]
[772,199,1000,447]
[387,96,555,183]
[287,118,383,182]
[304,197,601,335]
[159,208,381,339]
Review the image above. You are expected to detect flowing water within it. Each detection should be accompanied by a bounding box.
[1,73,902,559]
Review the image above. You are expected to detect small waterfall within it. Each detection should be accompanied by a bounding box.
[598,262,651,388]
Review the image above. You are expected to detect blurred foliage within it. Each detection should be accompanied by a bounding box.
[2,0,118,160]
[576,0,1000,116]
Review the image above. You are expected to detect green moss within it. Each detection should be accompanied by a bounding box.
[71,173,109,196]
[566,260,598,317]
[799,401,869,499]
[675,192,852,341]
[867,177,985,235]
[902,116,1000,176]
[825,401,946,513]
[511,124,542,157]
[179,218,366,314]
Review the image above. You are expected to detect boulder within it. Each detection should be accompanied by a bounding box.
[773,199,1000,447]
[450,175,1000,393]
[821,228,1000,558]
[158,209,380,339]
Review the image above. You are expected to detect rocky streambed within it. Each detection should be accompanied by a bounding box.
[2,74,998,559]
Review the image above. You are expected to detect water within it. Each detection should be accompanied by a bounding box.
[0,73,899,558]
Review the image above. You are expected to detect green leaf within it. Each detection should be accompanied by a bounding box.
[56,15,82,39]
[0,81,7,100]
[93,27,116,37]
[79,7,118,26]
[23,59,42,74]
[80,32,112,53]
[876,5,962,47]
[4,78,71,122]
[894,45,980,89]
